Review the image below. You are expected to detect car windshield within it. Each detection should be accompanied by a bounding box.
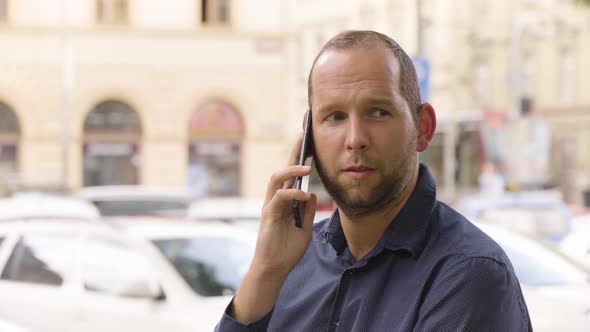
[153,236,253,297]
[483,226,589,286]
[92,200,189,217]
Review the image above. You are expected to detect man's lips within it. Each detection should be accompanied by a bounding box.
[343,165,376,172]
[342,165,376,179]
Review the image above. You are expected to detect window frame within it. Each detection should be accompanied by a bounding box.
[0,232,78,287]
[80,234,162,298]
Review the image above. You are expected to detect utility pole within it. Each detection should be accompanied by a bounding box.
[60,0,74,191]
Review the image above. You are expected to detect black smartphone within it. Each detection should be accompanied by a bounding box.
[293,109,313,228]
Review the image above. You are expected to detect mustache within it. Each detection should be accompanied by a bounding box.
[341,156,377,168]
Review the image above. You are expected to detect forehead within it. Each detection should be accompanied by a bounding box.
[310,46,403,106]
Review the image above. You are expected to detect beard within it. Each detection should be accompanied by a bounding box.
[313,137,417,219]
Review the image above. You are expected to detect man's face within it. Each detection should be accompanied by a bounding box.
[310,46,418,218]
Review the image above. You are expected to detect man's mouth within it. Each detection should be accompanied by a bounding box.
[343,165,375,172]
[342,165,376,179]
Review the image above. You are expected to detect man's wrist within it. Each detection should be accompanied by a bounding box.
[232,267,286,324]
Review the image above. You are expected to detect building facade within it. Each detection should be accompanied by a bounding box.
[2,0,590,204]
[0,0,291,198]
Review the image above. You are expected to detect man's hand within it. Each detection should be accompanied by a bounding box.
[232,135,317,324]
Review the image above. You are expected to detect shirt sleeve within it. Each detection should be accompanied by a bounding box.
[214,298,274,332]
[414,257,532,332]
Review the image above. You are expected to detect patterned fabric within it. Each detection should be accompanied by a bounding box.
[216,164,532,331]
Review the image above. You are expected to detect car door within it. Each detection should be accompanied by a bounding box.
[0,231,80,332]
[74,234,195,332]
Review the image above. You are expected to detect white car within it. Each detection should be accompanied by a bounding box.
[477,222,590,331]
[0,218,255,332]
[188,197,334,226]
[0,194,100,221]
[76,186,193,218]
[0,318,30,332]
[560,214,590,269]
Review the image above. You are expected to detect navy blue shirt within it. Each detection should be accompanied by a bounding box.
[216,165,532,331]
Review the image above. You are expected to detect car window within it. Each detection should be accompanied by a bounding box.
[0,233,76,286]
[92,200,188,217]
[153,236,254,297]
[81,237,158,296]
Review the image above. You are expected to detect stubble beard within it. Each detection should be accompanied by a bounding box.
[314,137,417,219]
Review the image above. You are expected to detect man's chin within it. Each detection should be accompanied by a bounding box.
[335,192,375,209]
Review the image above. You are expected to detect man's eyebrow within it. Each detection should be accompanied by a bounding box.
[314,103,340,115]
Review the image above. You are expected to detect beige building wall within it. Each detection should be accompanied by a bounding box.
[2,0,590,201]
[0,0,290,199]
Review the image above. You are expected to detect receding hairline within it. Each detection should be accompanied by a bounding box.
[307,31,422,123]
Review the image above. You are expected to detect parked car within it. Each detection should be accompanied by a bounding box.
[476,222,590,331]
[76,186,193,218]
[457,192,572,243]
[560,214,590,270]
[0,317,30,332]
[0,218,255,332]
[0,193,100,221]
[188,197,263,222]
[188,197,334,227]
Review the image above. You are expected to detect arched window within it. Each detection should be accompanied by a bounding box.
[201,0,230,26]
[187,101,242,197]
[83,100,141,186]
[0,101,20,196]
[96,0,128,25]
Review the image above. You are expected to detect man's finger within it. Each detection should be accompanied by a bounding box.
[302,193,317,230]
[288,135,303,167]
[264,166,312,204]
[271,188,311,206]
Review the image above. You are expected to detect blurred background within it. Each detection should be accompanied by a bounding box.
[1,0,590,331]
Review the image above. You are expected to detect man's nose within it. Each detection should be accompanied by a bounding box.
[345,117,369,151]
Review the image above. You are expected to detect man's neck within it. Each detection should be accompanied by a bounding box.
[339,168,419,261]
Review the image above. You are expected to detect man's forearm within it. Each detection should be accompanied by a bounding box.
[232,267,288,324]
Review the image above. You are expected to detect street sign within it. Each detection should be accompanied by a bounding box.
[412,57,430,102]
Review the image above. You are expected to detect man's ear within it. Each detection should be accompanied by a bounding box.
[415,103,436,152]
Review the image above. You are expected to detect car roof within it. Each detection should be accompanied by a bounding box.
[111,217,257,242]
[457,193,572,223]
[188,197,263,221]
[0,217,256,245]
[0,219,108,236]
[0,194,100,221]
[76,185,193,201]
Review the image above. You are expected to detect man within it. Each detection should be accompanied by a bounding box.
[216,30,532,331]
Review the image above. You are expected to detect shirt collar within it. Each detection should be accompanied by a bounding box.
[320,164,437,258]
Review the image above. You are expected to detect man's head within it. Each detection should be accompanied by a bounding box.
[308,30,422,125]
[308,30,436,218]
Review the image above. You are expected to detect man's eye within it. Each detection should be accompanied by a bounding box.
[325,113,345,121]
[371,108,390,117]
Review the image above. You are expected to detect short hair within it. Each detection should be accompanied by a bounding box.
[307,30,422,124]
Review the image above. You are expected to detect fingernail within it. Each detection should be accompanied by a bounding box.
[302,166,311,170]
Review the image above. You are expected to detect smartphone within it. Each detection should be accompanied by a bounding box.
[293,109,313,228]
